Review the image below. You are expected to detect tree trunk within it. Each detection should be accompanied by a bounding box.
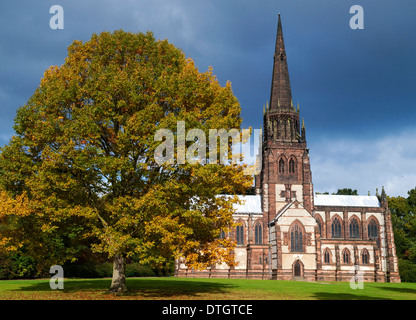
[109,254,127,292]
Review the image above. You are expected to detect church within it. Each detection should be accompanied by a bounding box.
[176,15,400,282]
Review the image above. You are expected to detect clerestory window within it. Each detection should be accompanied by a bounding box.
[332,217,342,238]
[368,220,378,239]
[350,218,360,239]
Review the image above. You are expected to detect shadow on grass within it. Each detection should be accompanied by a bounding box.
[12,278,236,298]
[313,292,392,300]
[377,286,416,295]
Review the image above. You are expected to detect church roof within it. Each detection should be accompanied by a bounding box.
[229,194,381,216]
[314,194,381,208]
[233,195,262,214]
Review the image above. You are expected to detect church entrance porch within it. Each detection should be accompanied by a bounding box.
[292,260,303,279]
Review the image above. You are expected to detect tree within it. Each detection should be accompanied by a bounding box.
[0,30,252,291]
[333,188,358,195]
[388,188,416,281]
[388,188,416,261]
[315,188,357,195]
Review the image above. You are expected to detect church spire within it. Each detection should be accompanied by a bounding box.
[270,14,293,111]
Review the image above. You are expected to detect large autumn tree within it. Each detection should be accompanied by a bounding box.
[0,30,252,291]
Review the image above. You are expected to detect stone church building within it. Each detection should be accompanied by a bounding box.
[176,15,400,282]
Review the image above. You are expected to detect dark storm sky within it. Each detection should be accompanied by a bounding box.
[1,0,415,196]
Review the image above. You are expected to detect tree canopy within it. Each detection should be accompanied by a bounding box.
[315,188,358,195]
[0,30,252,291]
[388,188,416,281]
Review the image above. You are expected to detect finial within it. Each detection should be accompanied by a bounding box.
[376,188,379,196]
[278,99,280,107]
[266,101,269,111]
[297,102,300,112]
[263,104,265,115]
[368,191,370,196]
[301,118,305,129]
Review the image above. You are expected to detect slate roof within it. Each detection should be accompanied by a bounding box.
[233,195,262,214]
[230,194,381,216]
[314,194,381,208]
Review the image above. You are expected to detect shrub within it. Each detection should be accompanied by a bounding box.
[398,259,416,282]
[0,252,38,279]
[125,263,156,277]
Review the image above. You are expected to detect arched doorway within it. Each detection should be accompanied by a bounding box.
[293,260,302,278]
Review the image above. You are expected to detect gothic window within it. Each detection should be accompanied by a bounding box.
[368,219,378,239]
[342,249,350,264]
[219,229,226,239]
[290,224,303,252]
[331,217,342,238]
[278,158,285,173]
[289,158,296,173]
[236,225,244,245]
[315,215,323,237]
[255,222,263,244]
[349,218,360,239]
[361,249,369,264]
[324,249,331,264]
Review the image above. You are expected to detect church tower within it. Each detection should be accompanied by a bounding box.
[260,14,314,225]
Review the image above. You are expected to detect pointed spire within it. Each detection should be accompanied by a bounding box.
[301,118,306,141]
[381,186,386,198]
[380,186,388,208]
[297,102,299,112]
[270,14,293,111]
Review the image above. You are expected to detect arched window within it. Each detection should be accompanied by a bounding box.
[289,158,296,173]
[219,230,226,239]
[349,218,360,239]
[290,224,303,252]
[324,249,331,264]
[361,249,369,264]
[368,219,378,239]
[278,158,285,173]
[315,215,323,237]
[255,222,262,244]
[332,217,342,238]
[342,249,350,264]
[236,225,244,245]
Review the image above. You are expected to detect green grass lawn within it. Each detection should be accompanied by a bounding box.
[0,277,416,300]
